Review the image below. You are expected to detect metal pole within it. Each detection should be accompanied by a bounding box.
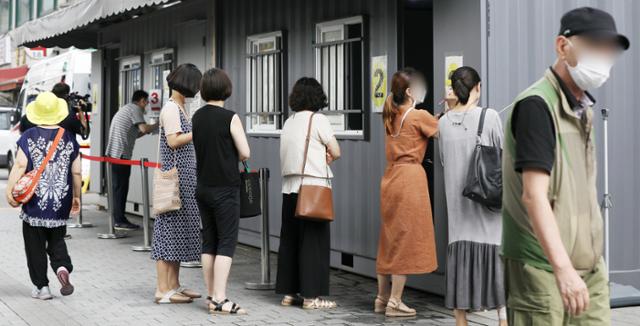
[98,161,126,239]
[601,108,612,265]
[133,158,152,251]
[246,168,275,290]
[68,176,93,228]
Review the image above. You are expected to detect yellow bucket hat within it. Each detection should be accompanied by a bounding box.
[26,91,69,126]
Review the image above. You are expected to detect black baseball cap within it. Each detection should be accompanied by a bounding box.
[559,7,630,50]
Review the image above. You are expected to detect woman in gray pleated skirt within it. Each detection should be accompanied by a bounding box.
[438,66,507,326]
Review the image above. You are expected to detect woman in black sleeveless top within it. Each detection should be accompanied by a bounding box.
[192,68,250,315]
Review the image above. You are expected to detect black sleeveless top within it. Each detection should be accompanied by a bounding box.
[192,104,240,187]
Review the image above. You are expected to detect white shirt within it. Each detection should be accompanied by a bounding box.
[280,111,335,194]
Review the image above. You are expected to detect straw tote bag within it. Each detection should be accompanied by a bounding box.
[294,113,334,222]
[152,107,183,215]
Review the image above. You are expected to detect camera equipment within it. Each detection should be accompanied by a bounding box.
[68,92,92,112]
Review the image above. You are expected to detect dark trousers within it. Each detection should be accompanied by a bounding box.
[111,163,131,224]
[275,193,331,298]
[196,185,240,258]
[22,222,73,289]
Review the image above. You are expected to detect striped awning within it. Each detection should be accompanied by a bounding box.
[9,0,175,48]
[0,65,28,91]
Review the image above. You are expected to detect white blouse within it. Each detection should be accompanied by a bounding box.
[280,111,335,194]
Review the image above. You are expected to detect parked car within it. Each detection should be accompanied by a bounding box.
[0,107,19,170]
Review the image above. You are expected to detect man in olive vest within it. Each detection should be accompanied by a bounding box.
[502,7,629,325]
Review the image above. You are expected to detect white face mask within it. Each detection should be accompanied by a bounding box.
[565,40,614,90]
[411,87,427,106]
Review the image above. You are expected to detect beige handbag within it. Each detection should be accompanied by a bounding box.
[294,113,334,222]
[152,120,181,215]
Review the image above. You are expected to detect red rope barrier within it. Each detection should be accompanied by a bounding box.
[81,153,161,168]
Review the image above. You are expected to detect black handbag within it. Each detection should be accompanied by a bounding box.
[239,162,261,218]
[462,108,503,210]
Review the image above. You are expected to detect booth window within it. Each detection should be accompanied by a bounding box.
[0,0,11,32]
[150,49,174,107]
[119,57,142,107]
[37,0,56,17]
[315,16,365,136]
[16,0,32,26]
[246,31,285,133]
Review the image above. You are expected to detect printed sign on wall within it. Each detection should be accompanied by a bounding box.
[371,55,388,113]
[148,89,162,118]
[444,54,463,102]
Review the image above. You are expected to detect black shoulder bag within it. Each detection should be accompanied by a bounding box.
[462,108,502,211]
[239,161,261,218]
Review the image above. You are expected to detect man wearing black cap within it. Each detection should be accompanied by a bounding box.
[501,7,628,325]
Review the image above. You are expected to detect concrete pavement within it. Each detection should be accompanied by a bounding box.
[1,169,640,325]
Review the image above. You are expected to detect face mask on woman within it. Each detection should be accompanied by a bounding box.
[565,39,615,90]
[411,87,427,106]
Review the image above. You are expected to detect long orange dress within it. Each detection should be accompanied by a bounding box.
[376,106,439,275]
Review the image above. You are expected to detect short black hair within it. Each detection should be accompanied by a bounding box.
[166,63,202,97]
[288,77,327,112]
[131,90,149,103]
[200,68,232,101]
[51,82,70,98]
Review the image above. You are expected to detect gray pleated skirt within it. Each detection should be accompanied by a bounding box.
[445,240,506,311]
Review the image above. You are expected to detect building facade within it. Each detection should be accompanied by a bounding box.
[8,0,640,295]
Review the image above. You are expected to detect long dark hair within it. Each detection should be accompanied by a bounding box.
[383,67,425,135]
[449,66,481,105]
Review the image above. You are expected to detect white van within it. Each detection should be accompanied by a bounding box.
[11,48,93,181]
[15,49,93,124]
[0,106,19,170]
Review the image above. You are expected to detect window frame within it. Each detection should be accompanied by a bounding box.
[0,0,11,33]
[118,56,142,107]
[37,0,56,17]
[15,0,33,27]
[148,48,174,108]
[245,30,287,136]
[314,15,367,139]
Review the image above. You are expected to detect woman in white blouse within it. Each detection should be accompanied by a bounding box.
[276,77,341,310]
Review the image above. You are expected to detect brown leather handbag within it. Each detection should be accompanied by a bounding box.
[294,113,334,222]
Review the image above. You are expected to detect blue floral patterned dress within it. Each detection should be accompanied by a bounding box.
[151,101,201,262]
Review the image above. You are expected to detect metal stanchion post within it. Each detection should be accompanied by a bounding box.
[133,158,152,251]
[98,161,127,239]
[68,179,93,228]
[246,168,275,290]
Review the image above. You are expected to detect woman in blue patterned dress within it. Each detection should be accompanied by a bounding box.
[151,64,203,304]
[6,92,80,300]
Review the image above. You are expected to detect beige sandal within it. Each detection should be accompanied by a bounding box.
[374,295,388,313]
[385,299,416,317]
[303,298,337,310]
[281,295,303,306]
[154,289,192,304]
[177,287,201,299]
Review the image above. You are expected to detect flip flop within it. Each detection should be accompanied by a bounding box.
[177,287,202,299]
[155,289,192,304]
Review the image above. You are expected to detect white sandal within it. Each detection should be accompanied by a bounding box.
[154,289,192,304]
[176,286,201,299]
[303,298,337,310]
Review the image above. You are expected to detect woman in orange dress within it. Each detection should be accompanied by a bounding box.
[376,68,439,317]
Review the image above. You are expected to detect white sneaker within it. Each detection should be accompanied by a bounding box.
[31,286,53,300]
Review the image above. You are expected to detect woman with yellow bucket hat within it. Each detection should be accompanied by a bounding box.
[5,91,82,300]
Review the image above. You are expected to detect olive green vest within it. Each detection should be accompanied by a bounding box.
[502,69,603,273]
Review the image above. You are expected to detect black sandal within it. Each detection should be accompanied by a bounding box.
[208,298,247,315]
